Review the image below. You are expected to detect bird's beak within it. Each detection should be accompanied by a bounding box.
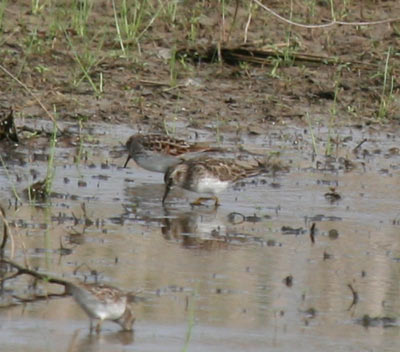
[162,181,172,205]
[123,155,131,168]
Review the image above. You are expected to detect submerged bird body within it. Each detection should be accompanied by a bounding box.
[124,134,219,173]
[162,157,266,206]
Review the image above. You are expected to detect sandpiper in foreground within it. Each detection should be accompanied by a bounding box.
[0,259,135,334]
[66,282,135,333]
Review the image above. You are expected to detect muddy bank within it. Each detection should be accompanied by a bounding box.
[0,0,399,130]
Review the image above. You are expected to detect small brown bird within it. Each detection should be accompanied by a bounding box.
[163,156,269,206]
[1,258,136,333]
[66,282,135,333]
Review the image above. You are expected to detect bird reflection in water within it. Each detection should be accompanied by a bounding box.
[67,328,134,352]
[161,209,259,250]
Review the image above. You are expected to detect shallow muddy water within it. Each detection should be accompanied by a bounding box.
[0,120,399,352]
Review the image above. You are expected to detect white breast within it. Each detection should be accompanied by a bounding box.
[195,177,229,194]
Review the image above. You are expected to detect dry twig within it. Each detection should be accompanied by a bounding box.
[253,0,400,29]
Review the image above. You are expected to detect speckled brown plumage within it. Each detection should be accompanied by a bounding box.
[162,156,267,206]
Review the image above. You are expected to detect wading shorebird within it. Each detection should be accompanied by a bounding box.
[124,133,221,173]
[162,156,277,206]
[1,259,135,334]
[66,282,135,333]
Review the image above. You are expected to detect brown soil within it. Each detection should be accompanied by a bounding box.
[1,0,399,133]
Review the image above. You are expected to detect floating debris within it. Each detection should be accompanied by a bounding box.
[281,226,305,235]
[324,187,341,202]
[310,222,316,244]
[283,275,293,287]
[357,314,397,328]
[328,229,339,239]
[23,180,48,202]
[306,214,342,222]
[347,284,358,310]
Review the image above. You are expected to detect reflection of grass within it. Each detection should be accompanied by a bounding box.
[28,121,58,204]
[45,121,58,198]
[326,72,341,157]
[182,292,196,352]
[0,154,22,203]
[75,117,85,166]
[27,121,58,204]
[306,112,318,156]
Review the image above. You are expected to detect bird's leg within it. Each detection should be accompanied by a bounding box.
[190,197,220,207]
[190,197,208,206]
[212,196,220,207]
[123,155,131,168]
[96,320,103,334]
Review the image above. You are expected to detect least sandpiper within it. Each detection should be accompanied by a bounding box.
[124,133,220,173]
[0,258,135,333]
[66,282,135,333]
[162,156,268,206]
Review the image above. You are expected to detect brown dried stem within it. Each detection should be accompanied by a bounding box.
[0,257,68,287]
[0,64,60,130]
[253,0,400,28]
[0,206,14,256]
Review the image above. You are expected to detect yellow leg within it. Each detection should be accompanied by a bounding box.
[190,196,220,207]
[96,320,103,334]
[190,197,209,206]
